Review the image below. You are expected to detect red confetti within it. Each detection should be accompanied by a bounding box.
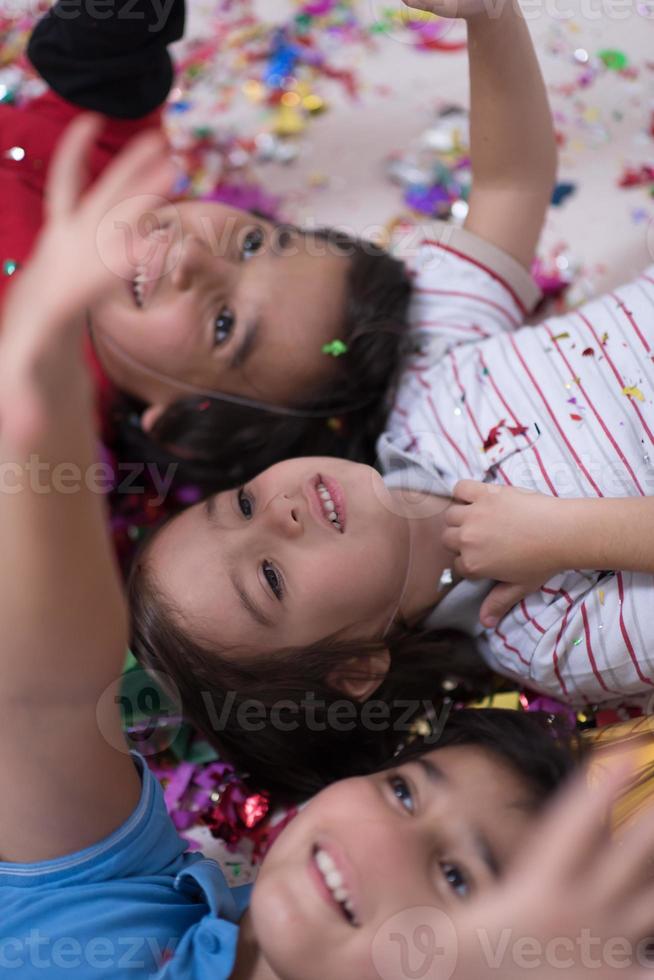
[618,164,654,188]
[483,419,506,451]
[197,400,211,411]
[508,424,528,437]
[570,413,583,421]
[582,347,595,357]
[239,793,270,829]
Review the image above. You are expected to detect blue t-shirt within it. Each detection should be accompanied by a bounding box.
[0,755,252,978]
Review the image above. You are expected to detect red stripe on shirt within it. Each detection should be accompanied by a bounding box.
[412,317,489,337]
[508,334,603,496]
[494,626,531,667]
[449,351,512,485]
[415,286,520,329]
[616,572,654,687]
[545,323,645,495]
[477,351,559,496]
[611,291,651,354]
[520,599,546,635]
[426,394,474,476]
[421,239,531,316]
[577,310,654,445]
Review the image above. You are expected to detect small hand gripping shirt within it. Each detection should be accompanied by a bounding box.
[381,222,654,710]
[0,755,251,979]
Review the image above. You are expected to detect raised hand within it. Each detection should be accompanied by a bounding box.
[0,114,175,447]
[453,757,654,980]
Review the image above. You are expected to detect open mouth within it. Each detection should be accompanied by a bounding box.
[311,845,358,927]
[129,225,172,309]
[313,474,346,533]
[132,266,146,308]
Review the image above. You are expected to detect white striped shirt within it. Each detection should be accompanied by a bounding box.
[380,223,654,710]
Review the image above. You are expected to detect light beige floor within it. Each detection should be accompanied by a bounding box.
[177,0,654,303]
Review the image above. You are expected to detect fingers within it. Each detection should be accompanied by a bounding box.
[515,759,639,889]
[444,502,468,527]
[45,114,103,223]
[87,128,172,216]
[452,479,489,505]
[589,797,654,920]
[479,582,531,627]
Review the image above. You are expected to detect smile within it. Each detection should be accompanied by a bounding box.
[312,846,358,926]
[311,474,346,534]
[132,266,146,308]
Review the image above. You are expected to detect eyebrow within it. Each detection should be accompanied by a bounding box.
[229,316,260,371]
[416,758,501,878]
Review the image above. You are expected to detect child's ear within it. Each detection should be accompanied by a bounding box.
[140,404,166,433]
[327,650,391,702]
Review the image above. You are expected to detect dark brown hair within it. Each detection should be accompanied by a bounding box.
[388,707,582,806]
[129,558,496,802]
[110,228,413,492]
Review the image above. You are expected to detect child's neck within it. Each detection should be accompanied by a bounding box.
[230,911,278,980]
[389,490,455,624]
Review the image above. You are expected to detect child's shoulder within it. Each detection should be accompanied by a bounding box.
[0,754,249,979]
[389,218,541,321]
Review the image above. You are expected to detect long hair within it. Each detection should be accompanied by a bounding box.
[129,561,494,801]
[109,228,412,492]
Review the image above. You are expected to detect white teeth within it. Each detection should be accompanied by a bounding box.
[316,482,342,531]
[314,848,354,920]
[326,869,343,889]
[133,266,146,307]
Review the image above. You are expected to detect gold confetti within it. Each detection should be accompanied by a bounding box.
[599,590,605,605]
[622,385,645,402]
[552,332,570,341]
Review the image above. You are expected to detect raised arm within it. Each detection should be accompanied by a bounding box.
[0,117,174,862]
[463,0,557,269]
[402,0,557,271]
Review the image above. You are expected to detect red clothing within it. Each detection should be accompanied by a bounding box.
[0,90,162,405]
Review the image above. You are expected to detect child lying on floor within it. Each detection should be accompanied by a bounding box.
[1,0,411,489]
[0,132,652,975]
[129,0,654,799]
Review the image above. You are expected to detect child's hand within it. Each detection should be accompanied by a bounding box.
[401,0,490,20]
[442,480,567,627]
[0,114,175,446]
[452,757,654,980]
[443,480,564,582]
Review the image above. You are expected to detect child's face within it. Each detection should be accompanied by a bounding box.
[250,744,539,980]
[146,456,412,654]
[88,202,350,413]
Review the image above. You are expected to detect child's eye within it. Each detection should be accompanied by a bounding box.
[237,488,253,518]
[440,862,470,899]
[241,227,264,260]
[262,561,283,600]
[214,306,235,346]
[388,775,415,813]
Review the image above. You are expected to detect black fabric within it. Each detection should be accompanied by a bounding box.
[27,0,185,118]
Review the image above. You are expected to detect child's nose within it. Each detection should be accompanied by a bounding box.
[265,494,303,539]
[170,234,238,292]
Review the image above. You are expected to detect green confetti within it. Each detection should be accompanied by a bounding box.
[572,637,583,646]
[598,49,629,71]
[322,339,348,357]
